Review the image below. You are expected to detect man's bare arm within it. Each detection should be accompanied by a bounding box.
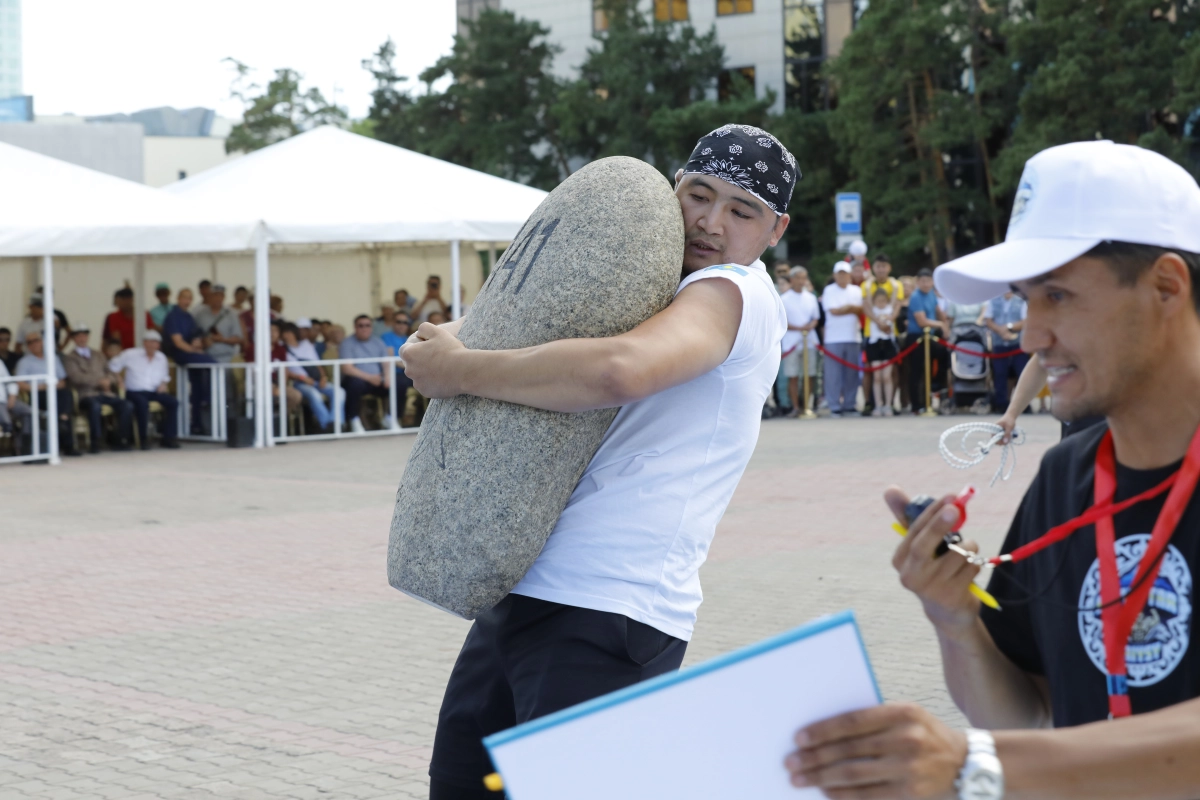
[401,278,743,413]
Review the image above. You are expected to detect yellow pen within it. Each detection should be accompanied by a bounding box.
[483,773,504,792]
[892,520,1001,611]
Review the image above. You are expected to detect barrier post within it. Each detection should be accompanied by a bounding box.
[921,327,938,417]
[801,336,816,420]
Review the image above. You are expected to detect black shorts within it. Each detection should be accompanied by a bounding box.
[865,339,898,363]
[429,594,687,797]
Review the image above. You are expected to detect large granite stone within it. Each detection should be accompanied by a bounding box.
[387,157,684,618]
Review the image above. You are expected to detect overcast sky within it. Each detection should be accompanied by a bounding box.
[23,0,457,120]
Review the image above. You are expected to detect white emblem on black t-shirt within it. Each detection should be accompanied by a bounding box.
[1077,534,1193,687]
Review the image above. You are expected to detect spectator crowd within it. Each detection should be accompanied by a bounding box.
[770,239,1029,419]
[0,274,458,460]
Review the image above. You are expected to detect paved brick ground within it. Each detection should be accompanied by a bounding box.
[1,413,1062,799]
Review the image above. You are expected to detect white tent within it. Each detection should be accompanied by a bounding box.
[0,141,261,464]
[165,126,549,447]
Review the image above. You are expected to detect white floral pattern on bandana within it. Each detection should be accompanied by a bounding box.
[683,123,801,216]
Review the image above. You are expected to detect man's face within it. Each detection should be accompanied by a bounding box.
[234,288,248,304]
[210,291,225,308]
[0,332,8,351]
[674,173,789,275]
[1016,256,1175,423]
[73,332,89,350]
[834,270,851,288]
[428,278,441,294]
[156,288,170,304]
[298,325,313,341]
[395,291,409,307]
[789,271,808,292]
[393,318,411,335]
[30,304,43,320]
[775,264,790,279]
[850,263,865,283]
[116,295,133,313]
[26,336,44,357]
[873,260,892,281]
[427,312,446,325]
[354,319,373,341]
[917,276,934,293]
[144,339,160,357]
[177,289,194,311]
[282,330,298,347]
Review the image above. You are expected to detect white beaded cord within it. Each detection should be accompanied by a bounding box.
[939,422,1026,487]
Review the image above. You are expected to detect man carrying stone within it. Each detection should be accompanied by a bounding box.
[63,324,133,452]
[402,124,794,800]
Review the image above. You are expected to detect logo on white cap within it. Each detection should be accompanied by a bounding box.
[1008,168,1037,234]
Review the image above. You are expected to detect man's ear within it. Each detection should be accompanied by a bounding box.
[768,213,791,247]
[674,168,684,189]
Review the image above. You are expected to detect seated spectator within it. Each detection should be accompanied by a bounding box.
[161,288,217,435]
[372,305,396,338]
[0,358,29,437]
[102,287,154,351]
[232,285,250,312]
[296,317,319,352]
[281,322,343,432]
[322,324,344,365]
[266,321,303,424]
[413,275,449,323]
[149,282,174,331]
[15,331,82,456]
[14,295,48,355]
[339,314,395,433]
[191,283,243,363]
[270,294,283,319]
[394,288,416,315]
[109,331,179,450]
[381,314,412,356]
[239,294,257,362]
[309,319,328,357]
[63,325,133,452]
[382,314,417,414]
[0,326,18,374]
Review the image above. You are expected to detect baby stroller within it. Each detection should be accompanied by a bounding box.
[948,323,992,413]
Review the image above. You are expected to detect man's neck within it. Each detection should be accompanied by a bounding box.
[1108,331,1200,470]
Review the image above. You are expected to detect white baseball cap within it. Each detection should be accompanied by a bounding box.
[296,317,313,328]
[143,330,162,342]
[935,141,1200,303]
[848,240,868,257]
[833,262,852,274]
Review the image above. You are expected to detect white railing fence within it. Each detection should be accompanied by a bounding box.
[0,372,57,465]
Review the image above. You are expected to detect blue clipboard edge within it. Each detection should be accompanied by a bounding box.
[483,609,882,753]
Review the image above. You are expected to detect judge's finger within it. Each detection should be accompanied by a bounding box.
[786,730,891,773]
[794,757,911,792]
[796,705,915,750]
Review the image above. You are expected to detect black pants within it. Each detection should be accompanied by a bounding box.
[126,391,179,444]
[429,594,687,798]
[907,340,948,413]
[79,395,133,447]
[340,376,389,422]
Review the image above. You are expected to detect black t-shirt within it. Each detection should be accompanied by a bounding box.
[982,422,1199,727]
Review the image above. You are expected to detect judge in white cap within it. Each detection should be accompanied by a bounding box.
[787,141,1200,799]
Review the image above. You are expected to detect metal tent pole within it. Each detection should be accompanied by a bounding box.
[450,240,462,320]
[254,231,271,448]
[42,255,60,465]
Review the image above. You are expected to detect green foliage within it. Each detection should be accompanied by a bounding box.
[770,109,846,283]
[224,59,347,154]
[363,15,565,189]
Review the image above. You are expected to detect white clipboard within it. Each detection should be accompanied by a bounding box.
[484,610,881,799]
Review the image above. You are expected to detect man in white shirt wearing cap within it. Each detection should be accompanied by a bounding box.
[402,123,792,799]
[820,262,864,416]
[785,141,1200,798]
[109,331,180,449]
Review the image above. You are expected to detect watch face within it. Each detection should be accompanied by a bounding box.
[963,768,1002,800]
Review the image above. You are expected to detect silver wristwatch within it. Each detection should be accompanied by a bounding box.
[956,729,1004,800]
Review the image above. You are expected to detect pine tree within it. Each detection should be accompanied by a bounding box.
[224,60,347,154]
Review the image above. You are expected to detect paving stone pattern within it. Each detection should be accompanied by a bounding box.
[1,414,1062,799]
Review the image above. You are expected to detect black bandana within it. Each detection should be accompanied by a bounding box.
[682,124,800,215]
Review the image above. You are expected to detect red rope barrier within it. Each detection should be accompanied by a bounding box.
[816,339,922,373]
[933,337,1026,359]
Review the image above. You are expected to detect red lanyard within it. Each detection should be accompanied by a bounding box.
[987,425,1200,718]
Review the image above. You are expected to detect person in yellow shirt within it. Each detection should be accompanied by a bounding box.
[860,253,905,414]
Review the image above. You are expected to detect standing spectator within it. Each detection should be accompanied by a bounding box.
[232,285,250,312]
[14,295,48,354]
[860,253,905,415]
[270,294,283,319]
[161,288,217,435]
[896,275,918,410]
[906,268,950,414]
[239,294,257,362]
[942,297,986,329]
[339,314,395,433]
[982,289,1028,413]
[846,239,870,286]
[779,266,820,417]
[191,283,243,363]
[865,289,899,416]
[820,263,864,417]
[774,263,791,295]
[394,288,416,315]
[102,287,154,350]
[0,327,18,374]
[63,325,133,452]
[281,323,343,432]
[15,331,82,456]
[413,275,449,324]
[109,331,179,449]
[198,279,212,306]
[149,282,174,330]
[426,310,447,326]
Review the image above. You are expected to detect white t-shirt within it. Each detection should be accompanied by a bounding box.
[820,283,864,344]
[867,304,895,343]
[780,288,820,355]
[512,260,786,641]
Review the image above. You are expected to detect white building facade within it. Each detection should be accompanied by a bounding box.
[0,0,20,100]
[477,0,859,114]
